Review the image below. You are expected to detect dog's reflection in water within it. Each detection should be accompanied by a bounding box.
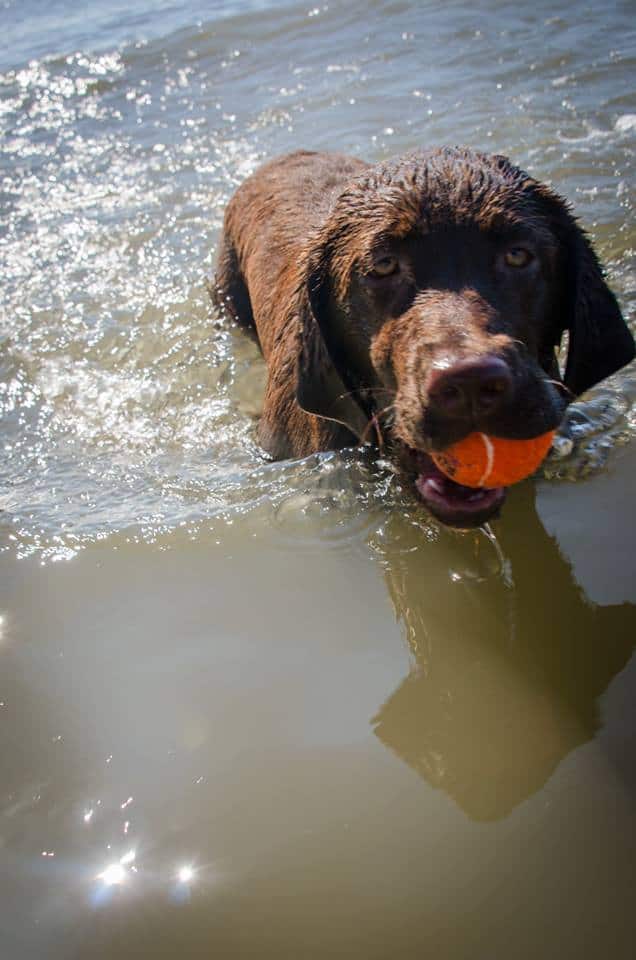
[372,485,634,822]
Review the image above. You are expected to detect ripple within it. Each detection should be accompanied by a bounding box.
[1,0,634,562]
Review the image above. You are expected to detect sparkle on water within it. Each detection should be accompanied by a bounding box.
[0,0,634,565]
[0,3,635,952]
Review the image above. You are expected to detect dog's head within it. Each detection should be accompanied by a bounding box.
[296,148,634,526]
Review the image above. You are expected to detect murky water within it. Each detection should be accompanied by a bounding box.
[1,0,635,957]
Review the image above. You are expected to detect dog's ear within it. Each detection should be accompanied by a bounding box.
[542,189,635,395]
[295,247,370,439]
[564,228,634,394]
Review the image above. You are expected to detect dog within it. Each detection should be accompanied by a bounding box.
[214,148,634,527]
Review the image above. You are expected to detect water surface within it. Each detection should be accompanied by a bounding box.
[1,0,635,957]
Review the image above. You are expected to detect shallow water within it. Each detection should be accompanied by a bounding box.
[1,0,635,957]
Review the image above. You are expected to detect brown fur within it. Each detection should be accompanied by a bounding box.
[214,148,634,465]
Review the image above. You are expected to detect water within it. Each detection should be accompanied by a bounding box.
[1,0,635,957]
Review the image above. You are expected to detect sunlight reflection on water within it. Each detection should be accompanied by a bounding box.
[0,0,634,563]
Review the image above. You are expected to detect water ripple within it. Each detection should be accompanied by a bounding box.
[1,0,634,562]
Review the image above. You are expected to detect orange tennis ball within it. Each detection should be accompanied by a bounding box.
[432,430,556,489]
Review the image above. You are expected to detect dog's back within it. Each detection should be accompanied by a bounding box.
[215,151,367,356]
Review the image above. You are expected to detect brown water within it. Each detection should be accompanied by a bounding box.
[1,0,635,957]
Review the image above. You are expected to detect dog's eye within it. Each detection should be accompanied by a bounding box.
[370,255,399,277]
[504,247,533,268]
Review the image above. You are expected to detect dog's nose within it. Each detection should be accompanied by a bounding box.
[427,356,513,420]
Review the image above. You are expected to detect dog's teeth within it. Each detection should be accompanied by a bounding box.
[427,478,445,494]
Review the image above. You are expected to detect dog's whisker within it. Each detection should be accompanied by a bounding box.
[333,386,395,405]
[361,403,396,448]
[546,378,575,398]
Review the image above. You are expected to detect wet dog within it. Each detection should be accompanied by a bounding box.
[214,148,634,526]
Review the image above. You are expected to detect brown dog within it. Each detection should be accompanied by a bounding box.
[214,148,634,526]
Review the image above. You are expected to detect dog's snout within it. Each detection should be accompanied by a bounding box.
[428,356,513,420]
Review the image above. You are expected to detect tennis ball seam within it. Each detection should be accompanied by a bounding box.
[477,433,494,487]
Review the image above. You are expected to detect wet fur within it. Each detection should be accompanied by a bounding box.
[214,148,634,462]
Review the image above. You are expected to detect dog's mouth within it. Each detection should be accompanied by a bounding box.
[411,451,506,528]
